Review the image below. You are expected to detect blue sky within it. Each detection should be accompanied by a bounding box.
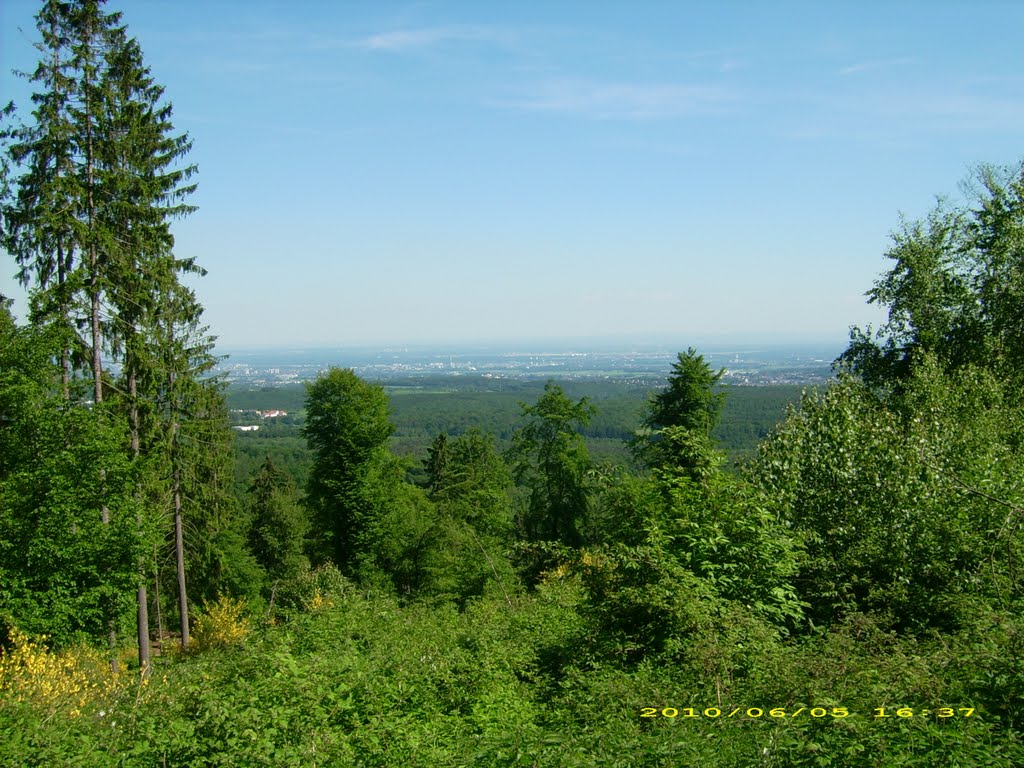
[3,1,1023,348]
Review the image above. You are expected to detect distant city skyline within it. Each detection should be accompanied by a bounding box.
[3,1,1022,346]
[215,338,842,387]
[217,331,850,353]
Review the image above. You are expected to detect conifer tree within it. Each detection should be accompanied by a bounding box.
[3,0,129,666]
[100,21,197,669]
[2,0,207,665]
[424,432,450,493]
[180,378,264,607]
[633,348,726,473]
[154,286,219,649]
[3,1,82,400]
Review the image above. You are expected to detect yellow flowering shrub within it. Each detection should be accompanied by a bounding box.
[189,596,251,653]
[303,589,335,613]
[578,550,612,572]
[542,550,613,583]
[0,628,122,718]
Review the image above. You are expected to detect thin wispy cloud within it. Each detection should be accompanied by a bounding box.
[839,57,913,76]
[677,47,747,73]
[885,89,1024,131]
[493,79,734,120]
[357,26,499,52]
[601,137,698,157]
[782,79,1024,145]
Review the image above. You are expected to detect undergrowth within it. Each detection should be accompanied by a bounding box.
[2,581,1022,766]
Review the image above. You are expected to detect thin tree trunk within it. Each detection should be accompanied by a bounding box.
[90,265,102,406]
[167,353,190,649]
[137,585,150,674]
[174,468,189,649]
[87,80,101,409]
[130,370,151,673]
[154,549,165,653]
[129,370,139,455]
[82,13,116,672]
[56,249,70,401]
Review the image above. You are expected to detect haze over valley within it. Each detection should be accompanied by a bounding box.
[218,339,841,387]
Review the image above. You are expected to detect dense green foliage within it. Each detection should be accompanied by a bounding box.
[750,361,1024,632]
[633,347,726,471]
[509,382,596,547]
[3,574,1023,767]
[302,367,395,569]
[246,458,309,587]
[0,307,142,643]
[838,163,1024,391]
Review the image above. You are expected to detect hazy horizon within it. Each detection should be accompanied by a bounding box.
[216,331,850,353]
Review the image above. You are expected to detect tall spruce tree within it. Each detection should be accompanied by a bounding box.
[154,285,221,650]
[633,348,726,475]
[179,377,264,608]
[4,0,130,667]
[4,2,83,400]
[2,0,207,666]
[101,26,198,663]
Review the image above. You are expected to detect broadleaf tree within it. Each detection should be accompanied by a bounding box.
[838,163,1024,392]
[510,381,596,547]
[303,367,395,570]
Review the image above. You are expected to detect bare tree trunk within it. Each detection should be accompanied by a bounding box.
[79,11,117,672]
[167,353,190,650]
[137,585,151,674]
[154,549,165,653]
[174,469,189,649]
[130,371,151,673]
[129,371,140,455]
[56,243,70,401]
[90,266,102,406]
[87,83,102,410]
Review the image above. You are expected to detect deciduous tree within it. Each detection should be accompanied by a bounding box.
[838,164,1024,391]
[303,367,394,569]
[510,381,596,547]
[248,457,310,587]
[750,359,1024,632]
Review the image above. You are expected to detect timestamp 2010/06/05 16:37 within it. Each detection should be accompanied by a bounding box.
[640,707,976,720]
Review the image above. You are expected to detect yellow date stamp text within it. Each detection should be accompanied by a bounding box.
[640,706,975,719]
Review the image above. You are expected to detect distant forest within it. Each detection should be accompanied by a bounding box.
[228,379,806,491]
